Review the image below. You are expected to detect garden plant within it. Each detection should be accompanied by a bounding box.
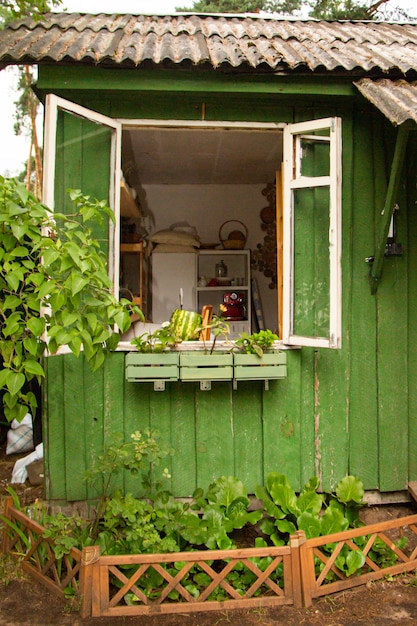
[0,177,140,422]
[2,430,409,606]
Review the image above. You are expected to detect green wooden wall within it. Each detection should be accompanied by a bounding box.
[38,68,417,502]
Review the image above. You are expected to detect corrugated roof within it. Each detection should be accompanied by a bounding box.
[354,78,417,125]
[0,13,417,75]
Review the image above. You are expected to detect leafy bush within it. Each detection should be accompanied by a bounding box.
[0,178,141,421]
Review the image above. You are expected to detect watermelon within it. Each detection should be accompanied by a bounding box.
[169,309,202,340]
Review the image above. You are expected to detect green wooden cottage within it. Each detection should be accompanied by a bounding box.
[1,12,417,504]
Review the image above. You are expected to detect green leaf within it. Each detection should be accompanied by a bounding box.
[70,273,88,296]
[6,372,26,396]
[5,268,24,292]
[336,476,365,504]
[266,472,292,493]
[2,312,23,337]
[42,247,60,267]
[37,280,57,299]
[14,182,29,205]
[23,360,45,378]
[9,246,29,257]
[210,476,246,508]
[68,335,83,357]
[62,311,79,327]
[5,403,29,423]
[269,483,299,516]
[0,368,11,389]
[114,309,131,333]
[3,295,23,311]
[26,316,45,337]
[297,512,322,539]
[11,221,28,240]
[23,336,43,357]
[320,506,347,536]
[255,485,285,520]
[49,291,66,311]
[345,550,366,576]
[297,491,323,515]
[276,518,297,534]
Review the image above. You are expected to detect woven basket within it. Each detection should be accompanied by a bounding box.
[219,220,248,250]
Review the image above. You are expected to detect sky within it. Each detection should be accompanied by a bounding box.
[0,0,416,178]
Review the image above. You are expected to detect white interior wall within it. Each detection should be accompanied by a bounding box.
[142,183,278,332]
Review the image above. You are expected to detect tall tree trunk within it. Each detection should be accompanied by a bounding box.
[23,66,42,198]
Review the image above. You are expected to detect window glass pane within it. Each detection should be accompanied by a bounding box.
[300,133,330,178]
[55,109,112,255]
[293,186,330,338]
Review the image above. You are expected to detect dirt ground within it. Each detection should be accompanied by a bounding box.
[2,441,417,625]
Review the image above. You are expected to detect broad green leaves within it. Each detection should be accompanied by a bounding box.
[256,472,367,575]
[0,177,141,421]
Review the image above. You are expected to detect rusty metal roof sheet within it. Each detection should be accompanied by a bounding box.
[0,13,417,75]
[354,78,417,125]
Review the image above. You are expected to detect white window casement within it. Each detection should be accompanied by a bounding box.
[43,94,122,298]
[282,118,342,349]
[43,95,342,350]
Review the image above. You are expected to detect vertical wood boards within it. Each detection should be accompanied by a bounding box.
[41,92,417,501]
[406,139,417,482]
[103,354,125,495]
[313,113,352,491]
[263,351,303,490]
[149,383,173,492]
[83,357,105,502]
[123,372,151,497]
[63,354,87,501]
[232,381,263,491]
[195,383,235,487]
[43,356,66,500]
[347,111,379,488]
[170,383,197,497]
[375,120,409,492]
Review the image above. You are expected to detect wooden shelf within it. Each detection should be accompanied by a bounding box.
[120,181,140,218]
[120,242,144,311]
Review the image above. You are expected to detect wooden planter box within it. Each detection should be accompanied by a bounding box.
[125,351,287,390]
[179,352,233,382]
[125,352,179,382]
[233,351,287,381]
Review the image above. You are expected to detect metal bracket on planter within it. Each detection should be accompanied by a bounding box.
[200,381,211,391]
[154,381,166,391]
[233,379,270,391]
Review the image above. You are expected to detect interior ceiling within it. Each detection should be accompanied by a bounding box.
[123,127,283,186]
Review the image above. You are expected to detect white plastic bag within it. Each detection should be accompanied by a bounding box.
[6,413,34,455]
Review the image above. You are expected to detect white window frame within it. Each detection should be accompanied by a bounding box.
[282,117,342,349]
[43,94,122,297]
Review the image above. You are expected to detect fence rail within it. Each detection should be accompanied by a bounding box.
[2,497,417,617]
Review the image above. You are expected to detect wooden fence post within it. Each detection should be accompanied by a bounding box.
[79,545,100,618]
[289,530,304,607]
[1,496,14,554]
[297,529,314,607]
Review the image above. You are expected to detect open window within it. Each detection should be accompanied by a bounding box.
[43,95,341,349]
[282,118,342,349]
[43,94,121,296]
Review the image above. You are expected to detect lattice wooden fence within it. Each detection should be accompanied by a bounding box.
[1,496,84,604]
[298,514,417,607]
[2,496,417,618]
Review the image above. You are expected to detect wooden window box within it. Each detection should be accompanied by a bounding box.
[233,351,287,381]
[179,352,233,382]
[125,352,179,382]
[125,351,287,390]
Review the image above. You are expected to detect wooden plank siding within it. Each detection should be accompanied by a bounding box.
[39,76,417,501]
